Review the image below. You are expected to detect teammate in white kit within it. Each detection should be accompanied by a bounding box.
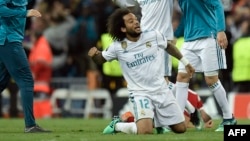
[88,8,194,134]
[112,0,204,130]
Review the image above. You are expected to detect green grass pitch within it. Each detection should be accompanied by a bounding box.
[0,118,249,141]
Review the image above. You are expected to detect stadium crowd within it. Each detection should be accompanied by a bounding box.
[25,0,250,93]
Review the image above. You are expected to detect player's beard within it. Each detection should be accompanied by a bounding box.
[127,31,141,38]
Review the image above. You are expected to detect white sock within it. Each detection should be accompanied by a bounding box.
[209,80,232,119]
[175,82,189,112]
[185,100,195,114]
[115,122,137,134]
[168,81,194,113]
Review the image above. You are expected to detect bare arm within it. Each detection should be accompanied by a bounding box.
[165,42,195,77]
[88,47,107,65]
[165,41,183,60]
[27,9,42,18]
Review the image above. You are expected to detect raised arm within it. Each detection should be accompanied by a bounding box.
[88,47,107,65]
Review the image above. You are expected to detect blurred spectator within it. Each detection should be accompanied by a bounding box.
[232,19,250,92]
[226,0,250,42]
[68,0,100,88]
[68,0,99,75]
[28,30,53,118]
[43,0,76,77]
[93,0,117,35]
[29,31,53,99]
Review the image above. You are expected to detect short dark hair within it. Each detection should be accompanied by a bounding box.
[107,8,131,41]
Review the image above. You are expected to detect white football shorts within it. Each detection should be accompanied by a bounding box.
[129,89,185,127]
[178,37,227,73]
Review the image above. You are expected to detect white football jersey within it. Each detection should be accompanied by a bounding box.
[137,0,174,40]
[102,30,168,92]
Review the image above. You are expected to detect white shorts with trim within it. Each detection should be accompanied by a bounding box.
[178,37,227,73]
[129,89,184,127]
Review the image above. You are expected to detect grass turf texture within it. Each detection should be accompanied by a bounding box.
[0,118,249,141]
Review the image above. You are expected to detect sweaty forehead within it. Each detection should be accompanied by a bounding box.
[123,13,136,21]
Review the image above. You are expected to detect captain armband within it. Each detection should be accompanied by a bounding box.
[180,57,189,66]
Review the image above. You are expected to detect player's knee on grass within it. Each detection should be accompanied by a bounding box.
[169,122,186,133]
[136,118,154,134]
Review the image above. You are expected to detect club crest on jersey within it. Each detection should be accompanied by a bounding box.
[121,41,128,53]
[146,42,151,48]
[141,110,146,116]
